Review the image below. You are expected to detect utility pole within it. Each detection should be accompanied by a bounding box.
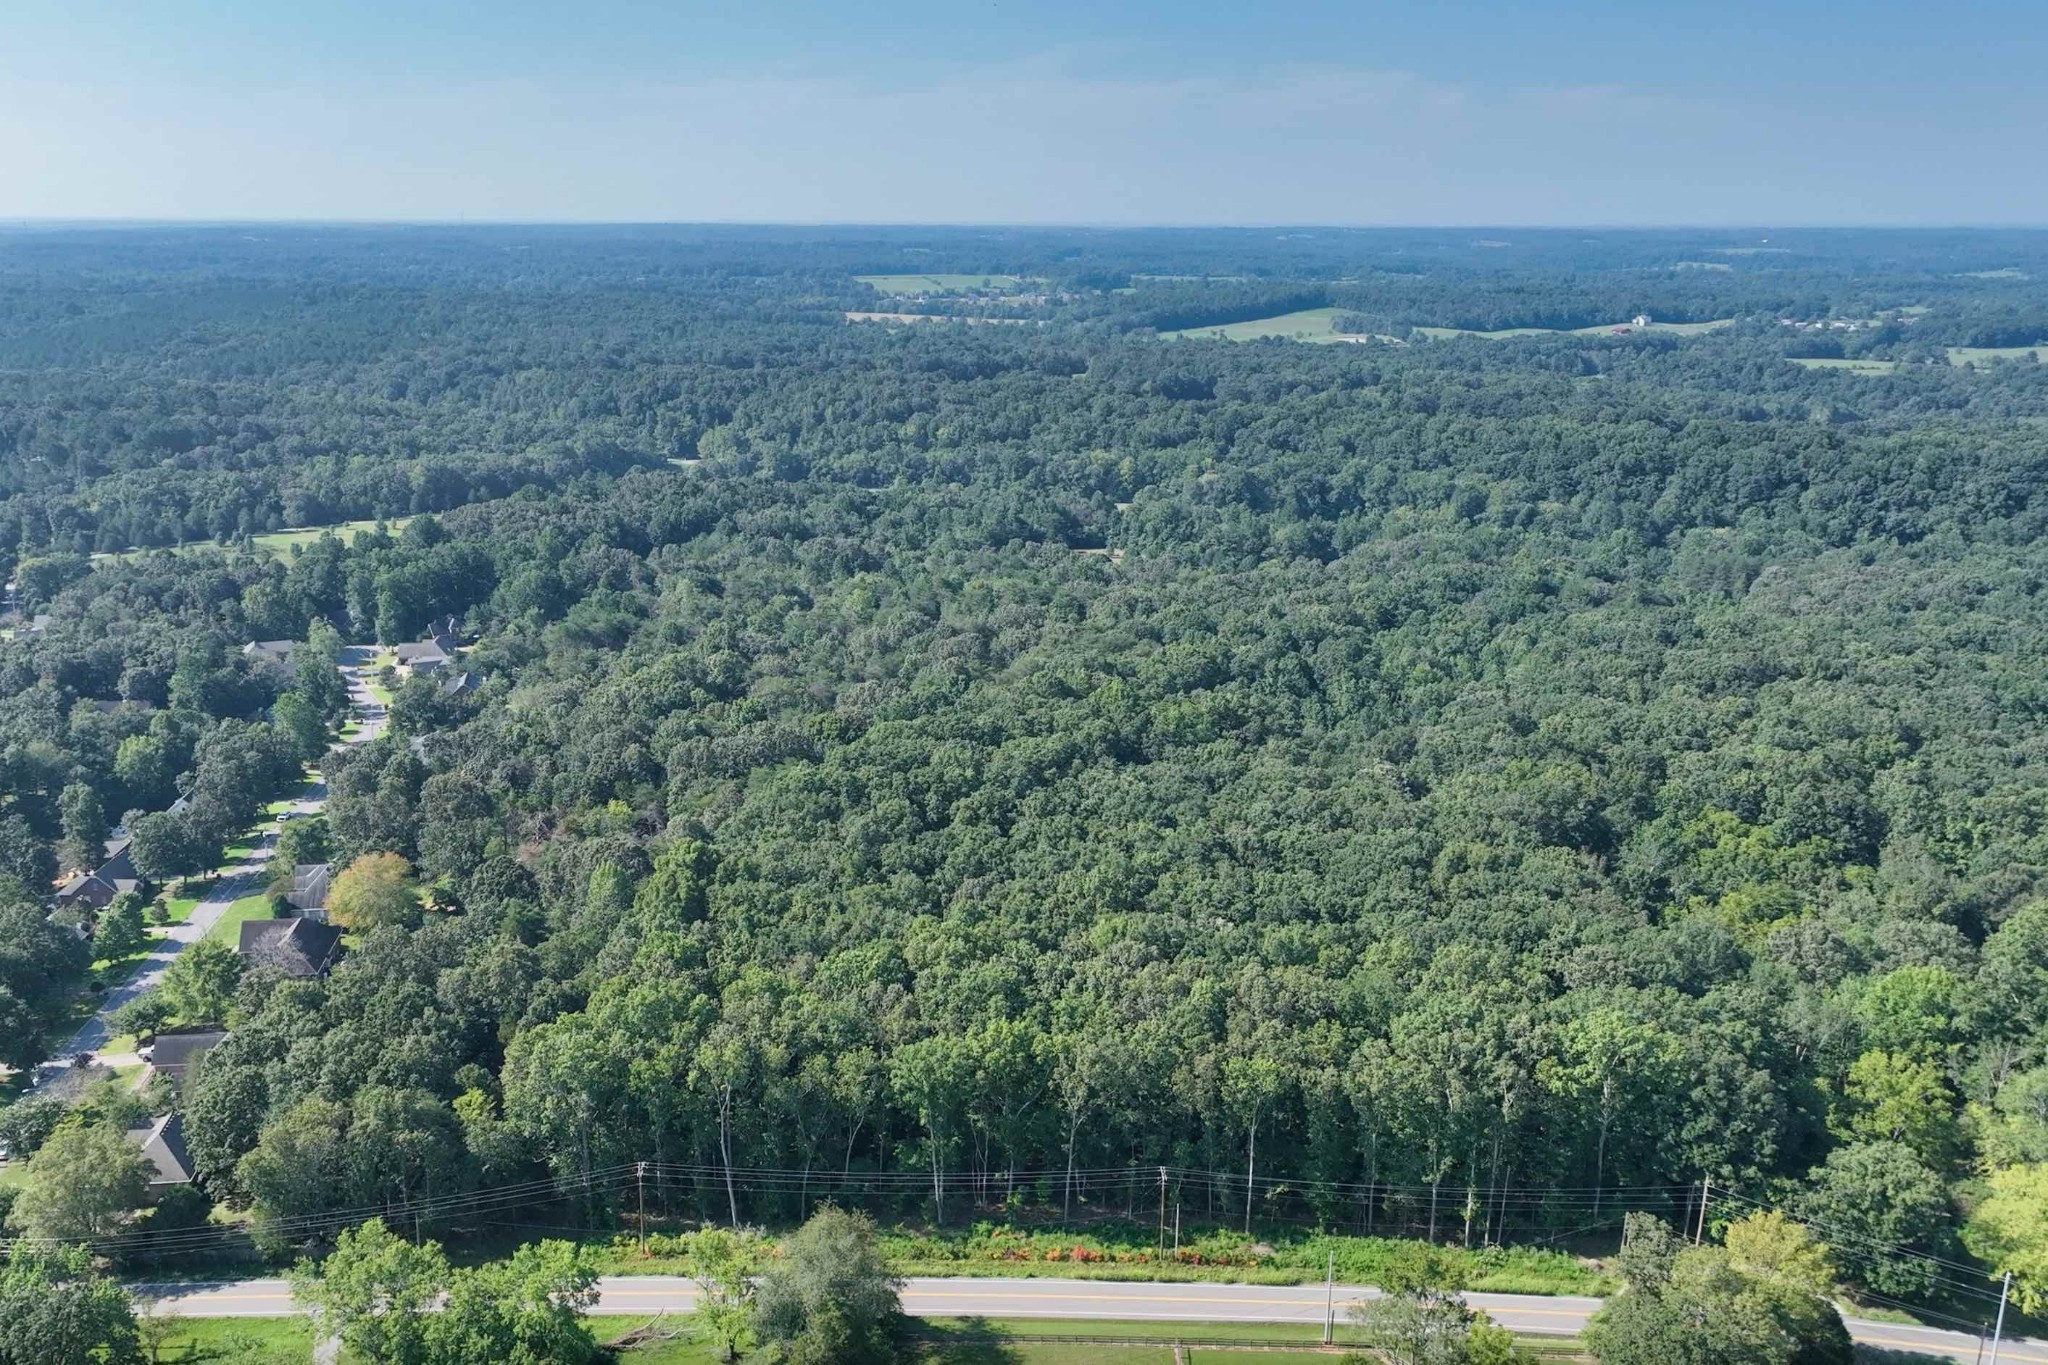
[1989,1271,2012,1365]
[1324,1249,1336,1346]
[636,1161,647,1257]
[1157,1168,1168,1252]
[1173,1200,1181,1257]
[1694,1178,1711,1245]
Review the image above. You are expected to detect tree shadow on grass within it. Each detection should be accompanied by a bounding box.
[914,1316,1025,1364]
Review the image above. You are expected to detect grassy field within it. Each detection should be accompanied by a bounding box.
[858,274,1033,295]
[1164,308,1393,343]
[1591,318,1734,335]
[1948,345,2047,365]
[94,517,413,565]
[1415,325,1557,340]
[1790,357,1899,374]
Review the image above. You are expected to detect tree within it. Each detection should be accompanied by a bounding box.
[125,810,206,886]
[414,772,498,882]
[0,1097,69,1162]
[752,1205,905,1365]
[58,782,110,875]
[272,689,330,764]
[238,1097,353,1242]
[0,1245,142,1365]
[423,1240,601,1365]
[1835,1050,1958,1169]
[327,852,420,931]
[93,893,150,963]
[1540,1005,1683,1212]
[113,736,177,814]
[1724,1211,1836,1298]
[265,815,333,887]
[289,1218,448,1365]
[4,1121,150,1244]
[1586,1214,1850,1365]
[0,812,55,891]
[890,1035,973,1226]
[158,937,243,1025]
[1963,1163,2048,1315]
[1348,1289,1511,1365]
[685,1228,763,1362]
[1798,1141,1953,1297]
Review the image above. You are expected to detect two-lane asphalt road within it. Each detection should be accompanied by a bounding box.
[136,1274,2048,1363]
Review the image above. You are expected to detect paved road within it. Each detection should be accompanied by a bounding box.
[134,1274,2048,1363]
[43,651,384,1062]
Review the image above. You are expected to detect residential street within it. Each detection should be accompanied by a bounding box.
[40,648,384,1064]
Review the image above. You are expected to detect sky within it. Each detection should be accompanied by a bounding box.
[1,0,2043,226]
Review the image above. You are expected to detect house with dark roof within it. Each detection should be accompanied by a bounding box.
[237,916,345,978]
[54,835,147,913]
[125,1112,195,1199]
[287,863,332,914]
[440,671,481,699]
[54,871,130,914]
[394,640,451,676]
[139,1028,225,1087]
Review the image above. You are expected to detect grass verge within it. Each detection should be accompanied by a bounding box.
[203,893,276,945]
[140,1314,316,1360]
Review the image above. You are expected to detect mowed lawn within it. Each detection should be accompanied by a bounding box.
[203,892,277,945]
[858,274,1032,294]
[141,1315,316,1360]
[94,516,413,564]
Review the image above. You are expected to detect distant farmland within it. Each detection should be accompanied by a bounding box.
[857,274,1033,295]
[1164,308,1395,343]
[1173,312,1735,344]
[1417,319,1736,340]
[1948,345,2047,365]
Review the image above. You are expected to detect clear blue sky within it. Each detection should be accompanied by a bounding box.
[2,0,2041,224]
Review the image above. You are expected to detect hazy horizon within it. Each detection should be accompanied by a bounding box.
[3,0,2042,225]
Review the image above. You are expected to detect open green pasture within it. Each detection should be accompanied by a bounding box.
[1165,308,1392,343]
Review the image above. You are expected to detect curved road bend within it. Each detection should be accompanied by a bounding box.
[135,1274,2047,1364]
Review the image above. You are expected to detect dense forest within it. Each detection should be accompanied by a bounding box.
[4,226,2048,1329]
